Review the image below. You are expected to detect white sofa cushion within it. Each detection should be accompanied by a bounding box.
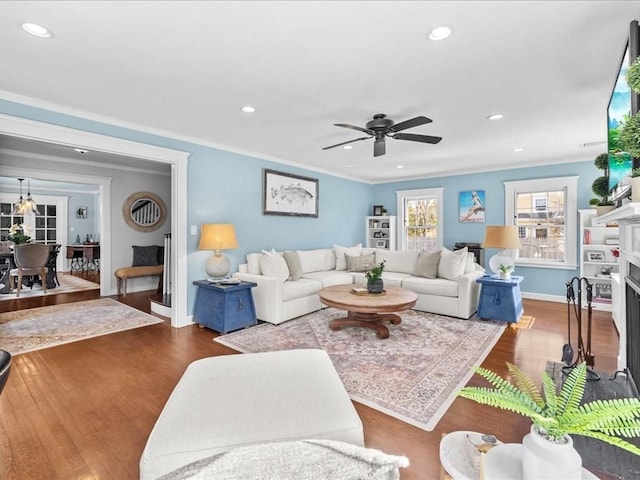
[374,249,419,275]
[282,278,322,302]
[259,249,289,282]
[334,244,362,270]
[402,276,459,297]
[297,248,332,273]
[437,248,466,280]
[302,270,354,287]
[247,252,263,275]
[346,253,376,272]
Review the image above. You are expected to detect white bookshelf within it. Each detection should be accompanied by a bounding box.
[365,216,396,250]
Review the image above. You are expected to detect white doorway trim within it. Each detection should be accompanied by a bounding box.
[0,114,190,327]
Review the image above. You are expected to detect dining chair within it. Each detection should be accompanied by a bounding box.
[9,243,50,297]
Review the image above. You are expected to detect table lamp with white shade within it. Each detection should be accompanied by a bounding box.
[198,224,238,279]
[482,225,521,277]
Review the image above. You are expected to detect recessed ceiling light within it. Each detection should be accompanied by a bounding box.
[396,165,404,169]
[343,145,352,150]
[428,25,452,41]
[487,114,504,120]
[22,22,53,38]
[74,148,89,154]
[344,164,352,168]
[241,106,255,113]
[513,147,524,152]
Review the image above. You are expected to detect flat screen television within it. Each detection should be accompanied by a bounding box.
[608,20,640,196]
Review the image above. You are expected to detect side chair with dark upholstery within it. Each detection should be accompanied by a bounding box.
[0,350,11,395]
[9,243,50,297]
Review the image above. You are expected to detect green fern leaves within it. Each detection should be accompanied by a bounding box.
[458,362,640,455]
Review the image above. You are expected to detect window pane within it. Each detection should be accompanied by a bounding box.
[47,218,57,228]
[404,198,438,251]
[515,190,565,261]
[0,203,11,215]
[36,217,46,228]
[47,205,56,216]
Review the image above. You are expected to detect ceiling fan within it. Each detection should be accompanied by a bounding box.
[322,113,442,157]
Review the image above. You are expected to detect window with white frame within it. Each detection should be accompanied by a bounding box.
[396,188,443,252]
[504,176,577,269]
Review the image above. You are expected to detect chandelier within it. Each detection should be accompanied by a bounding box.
[12,178,41,215]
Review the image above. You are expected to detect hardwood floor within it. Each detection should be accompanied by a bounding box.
[0,291,621,479]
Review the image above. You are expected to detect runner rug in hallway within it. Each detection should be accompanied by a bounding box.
[0,273,99,301]
[215,308,504,431]
[0,298,164,355]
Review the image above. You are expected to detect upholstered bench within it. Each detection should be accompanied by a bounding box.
[139,349,364,480]
[114,265,164,297]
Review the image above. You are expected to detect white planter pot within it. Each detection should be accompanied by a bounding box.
[596,204,615,217]
[521,426,582,480]
[632,176,640,203]
[499,271,511,280]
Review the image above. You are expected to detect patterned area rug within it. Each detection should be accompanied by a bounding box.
[0,273,99,301]
[215,308,504,431]
[0,298,164,355]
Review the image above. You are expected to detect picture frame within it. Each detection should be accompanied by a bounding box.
[373,231,382,238]
[375,240,387,248]
[76,206,88,219]
[381,222,389,228]
[372,205,383,216]
[587,251,605,261]
[263,169,319,218]
[459,190,486,223]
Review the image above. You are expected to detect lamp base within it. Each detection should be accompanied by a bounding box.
[489,249,515,276]
[205,251,231,279]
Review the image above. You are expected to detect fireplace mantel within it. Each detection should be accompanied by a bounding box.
[594,202,640,372]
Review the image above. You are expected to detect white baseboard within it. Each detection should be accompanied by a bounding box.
[521,291,565,304]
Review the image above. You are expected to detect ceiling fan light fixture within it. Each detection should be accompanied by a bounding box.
[21,22,53,38]
[428,25,452,41]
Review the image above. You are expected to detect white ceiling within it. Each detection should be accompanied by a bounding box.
[1,1,639,183]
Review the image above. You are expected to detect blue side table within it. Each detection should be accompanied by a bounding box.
[476,275,523,323]
[193,280,257,333]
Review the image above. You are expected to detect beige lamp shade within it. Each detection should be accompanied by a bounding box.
[198,224,238,278]
[482,226,521,276]
[482,226,521,249]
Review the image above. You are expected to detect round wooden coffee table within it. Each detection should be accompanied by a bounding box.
[319,284,418,339]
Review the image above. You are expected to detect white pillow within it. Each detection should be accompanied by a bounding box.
[258,249,289,282]
[334,244,362,271]
[438,248,466,280]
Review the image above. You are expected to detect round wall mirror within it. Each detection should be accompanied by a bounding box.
[123,191,167,232]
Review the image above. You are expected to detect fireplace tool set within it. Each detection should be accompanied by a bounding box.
[562,276,600,381]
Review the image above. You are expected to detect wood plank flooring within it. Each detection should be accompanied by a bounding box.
[0,288,622,479]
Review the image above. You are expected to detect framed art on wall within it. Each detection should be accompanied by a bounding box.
[459,190,485,223]
[263,169,319,217]
[76,206,88,219]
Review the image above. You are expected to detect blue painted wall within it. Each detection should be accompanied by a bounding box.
[0,99,602,304]
[374,161,600,297]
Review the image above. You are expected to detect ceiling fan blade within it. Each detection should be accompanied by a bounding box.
[322,136,371,150]
[389,116,432,132]
[373,139,386,157]
[393,132,442,144]
[334,123,374,135]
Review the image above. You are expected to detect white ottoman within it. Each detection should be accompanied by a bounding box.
[139,349,364,479]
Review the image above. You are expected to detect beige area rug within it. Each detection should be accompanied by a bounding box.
[0,273,99,301]
[215,308,504,431]
[0,298,164,355]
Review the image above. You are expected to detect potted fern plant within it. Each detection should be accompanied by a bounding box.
[458,362,640,479]
[365,260,386,294]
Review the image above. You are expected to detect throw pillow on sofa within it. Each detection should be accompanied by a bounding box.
[283,251,303,281]
[437,248,467,280]
[259,249,289,282]
[334,243,362,271]
[414,249,441,279]
[345,253,375,272]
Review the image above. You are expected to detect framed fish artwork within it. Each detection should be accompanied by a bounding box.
[263,169,319,217]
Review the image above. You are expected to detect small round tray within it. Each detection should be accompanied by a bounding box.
[350,289,386,296]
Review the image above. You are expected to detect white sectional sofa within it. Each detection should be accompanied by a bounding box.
[232,245,485,325]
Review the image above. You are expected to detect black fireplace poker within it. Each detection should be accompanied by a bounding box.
[563,276,600,381]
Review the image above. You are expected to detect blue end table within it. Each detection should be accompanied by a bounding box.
[193,280,257,333]
[476,275,523,324]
